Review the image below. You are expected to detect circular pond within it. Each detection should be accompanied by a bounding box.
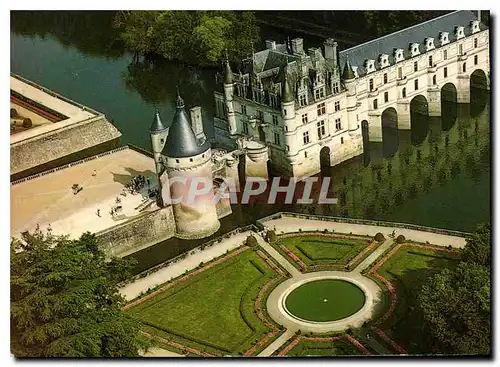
[284,279,366,322]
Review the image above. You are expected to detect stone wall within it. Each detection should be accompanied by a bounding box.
[11,115,122,178]
[96,206,176,258]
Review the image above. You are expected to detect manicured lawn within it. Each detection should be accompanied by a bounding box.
[280,235,370,266]
[128,249,277,355]
[376,246,460,353]
[285,279,365,322]
[287,338,362,356]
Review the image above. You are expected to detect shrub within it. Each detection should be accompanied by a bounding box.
[323,228,329,233]
[246,235,258,247]
[22,118,33,128]
[374,232,385,242]
[298,228,302,232]
[266,230,277,244]
[396,234,406,244]
[10,108,17,118]
[447,245,453,251]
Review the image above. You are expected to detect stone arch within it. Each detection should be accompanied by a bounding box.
[470,69,488,90]
[410,95,429,146]
[381,107,399,157]
[319,146,331,171]
[441,83,458,131]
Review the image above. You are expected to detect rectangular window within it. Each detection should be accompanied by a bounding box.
[414,79,419,90]
[443,49,448,60]
[241,105,247,115]
[474,38,478,48]
[341,137,344,144]
[373,99,378,110]
[274,132,280,145]
[317,102,326,116]
[383,73,388,84]
[334,101,340,112]
[320,88,325,98]
[286,145,289,152]
[315,89,320,100]
[299,94,307,106]
[398,67,402,79]
[369,78,374,91]
[428,55,433,67]
[444,67,448,78]
[257,110,264,121]
[474,55,478,65]
[243,122,248,134]
[303,131,310,145]
[302,113,308,124]
[459,44,463,55]
[272,115,278,125]
[333,82,340,94]
[414,61,418,72]
[317,120,326,139]
[304,151,308,158]
[384,91,389,103]
[335,118,342,131]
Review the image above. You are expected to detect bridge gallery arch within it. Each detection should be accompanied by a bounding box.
[470,69,489,117]
[441,83,458,131]
[410,95,429,146]
[319,146,331,171]
[381,107,398,158]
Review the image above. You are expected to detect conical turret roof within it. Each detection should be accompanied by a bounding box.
[224,59,233,84]
[342,58,355,80]
[163,91,209,158]
[150,109,167,133]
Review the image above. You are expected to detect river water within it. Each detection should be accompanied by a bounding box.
[10,12,490,273]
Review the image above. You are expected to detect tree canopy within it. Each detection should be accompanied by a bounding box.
[11,230,149,357]
[417,224,491,355]
[114,11,260,67]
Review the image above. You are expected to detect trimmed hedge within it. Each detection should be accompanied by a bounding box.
[396,235,406,244]
[246,235,258,247]
[374,232,385,242]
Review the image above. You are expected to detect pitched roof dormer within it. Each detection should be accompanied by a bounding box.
[439,32,450,46]
[378,54,390,68]
[455,25,465,40]
[424,37,435,51]
[393,48,405,63]
[470,20,480,34]
[409,43,420,57]
[364,59,376,74]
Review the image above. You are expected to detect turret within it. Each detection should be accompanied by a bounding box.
[162,92,220,239]
[281,67,298,157]
[342,58,358,134]
[149,109,168,182]
[223,58,237,135]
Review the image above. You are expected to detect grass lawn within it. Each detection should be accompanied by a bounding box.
[287,338,362,356]
[285,279,365,322]
[128,249,277,355]
[280,235,370,267]
[376,245,460,353]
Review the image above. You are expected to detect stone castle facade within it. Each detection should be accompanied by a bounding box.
[213,10,490,179]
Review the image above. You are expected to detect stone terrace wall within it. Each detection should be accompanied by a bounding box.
[11,115,122,176]
[96,206,176,258]
[256,212,471,238]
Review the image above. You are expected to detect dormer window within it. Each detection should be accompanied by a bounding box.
[455,26,465,40]
[364,59,376,74]
[378,54,390,68]
[409,43,420,57]
[439,32,450,46]
[424,37,435,51]
[352,66,359,78]
[393,48,405,63]
[470,20,480,34]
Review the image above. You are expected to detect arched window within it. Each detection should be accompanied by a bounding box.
[402,87,406,98]
[463,62,467,73]
[373,99,378,110]
[433,75,437,85]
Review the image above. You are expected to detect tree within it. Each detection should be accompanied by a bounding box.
[417,224,491,355]
[193,15,232,63]
[11,230,149,357]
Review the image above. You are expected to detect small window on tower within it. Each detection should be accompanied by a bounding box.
[160,139,164,144]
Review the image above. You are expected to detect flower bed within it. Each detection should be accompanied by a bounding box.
[375,328,408,354]
[279,244,307,270]
[277,334,370,356]
[140,330,218,357]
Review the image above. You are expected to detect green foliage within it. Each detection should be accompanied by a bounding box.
[115,11,260,66]
[266,230,277,244]
[374,232,385,242]
[396,234,406,244]
[10,231,149,357]
[417,225,491,355]
[246,235,258,247]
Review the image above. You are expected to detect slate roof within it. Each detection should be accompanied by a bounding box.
[338,11,486,77]
[163,94,209,158]
[150,110,167,133]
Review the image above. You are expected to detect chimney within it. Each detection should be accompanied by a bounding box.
[265,40,277,50]
[291,38,304,54]
[190,106,204,139]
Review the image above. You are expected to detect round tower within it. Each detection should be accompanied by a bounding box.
[149,110,168,194]
[282,69,298,158]
[223,59,237,135]
[342,58,359,135]
[163,92,220,239]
